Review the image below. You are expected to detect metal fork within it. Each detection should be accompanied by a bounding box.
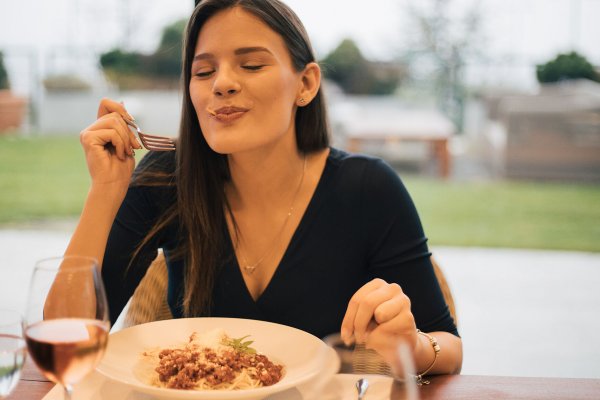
[124,119,176,152]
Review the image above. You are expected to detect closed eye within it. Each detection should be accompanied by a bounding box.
[242,65,265,71]
[195,70,215,78]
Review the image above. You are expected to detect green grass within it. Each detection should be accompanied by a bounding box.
[0,135,90,222]
[1,135,599,252]
[404,178,600,252]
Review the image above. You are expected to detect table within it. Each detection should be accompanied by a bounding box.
[11,362,600,399]
[8,362,52,400]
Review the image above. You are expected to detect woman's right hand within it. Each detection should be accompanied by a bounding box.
[79,98,142,191]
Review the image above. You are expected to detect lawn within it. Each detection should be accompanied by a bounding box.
[405,178,600,252]
[0,135,91,222]
[1,135,599,252]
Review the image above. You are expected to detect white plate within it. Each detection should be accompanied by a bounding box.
[96,318,339,399]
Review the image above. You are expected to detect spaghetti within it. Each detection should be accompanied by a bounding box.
[140,329,284,390]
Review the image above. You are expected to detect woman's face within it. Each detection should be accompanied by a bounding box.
[189,7,304,155]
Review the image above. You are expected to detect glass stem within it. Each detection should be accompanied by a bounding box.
[63,384,73,400]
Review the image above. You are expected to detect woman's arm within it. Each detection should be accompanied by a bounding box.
[64,98,141,267]
[65,184,129,267]
[341,157,462,375]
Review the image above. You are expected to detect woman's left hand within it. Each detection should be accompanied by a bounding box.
[340,278,418,363]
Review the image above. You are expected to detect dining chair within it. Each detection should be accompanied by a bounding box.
[122,251,172,328]
[123,253,458,376]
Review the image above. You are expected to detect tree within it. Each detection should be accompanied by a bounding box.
[153,19,187,78]
[399,0,484,132]
[322,39,370,94]
[536,52,600,83]
[0,51,9,90]
[100,49,141,75]
[321,39,401,95]
[100,19,187,89]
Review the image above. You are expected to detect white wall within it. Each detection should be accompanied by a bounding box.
[38,90,182,136]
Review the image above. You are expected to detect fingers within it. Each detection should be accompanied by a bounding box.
[373,293,408,324]
[81,128,128,161]
[364,318,417,361]
[341,279,419,369]
[81,112,142,160]
[124,121,143,150]
[97,128,128,160]
[96,98,141,150]
[353,284,400,342]
[97,97,135,121]
[341,279,412,345]
[341,279,390,343]
[341,279,381,343]
[101,112,142,152]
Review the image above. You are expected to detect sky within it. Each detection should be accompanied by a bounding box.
[1,0,599,93]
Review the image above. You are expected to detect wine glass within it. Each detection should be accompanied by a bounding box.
[0,309,26,398]
[390,341,420,400]
[24,256,110,400]
[323,333,419,400]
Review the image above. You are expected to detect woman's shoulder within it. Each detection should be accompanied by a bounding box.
[325,147,411,208]
[327,147,400,183]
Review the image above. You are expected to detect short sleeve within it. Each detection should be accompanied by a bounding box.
[361,159,458,336]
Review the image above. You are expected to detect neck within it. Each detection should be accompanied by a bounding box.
[227,148,306,211]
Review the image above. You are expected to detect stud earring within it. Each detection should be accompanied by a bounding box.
[298,98,306,105]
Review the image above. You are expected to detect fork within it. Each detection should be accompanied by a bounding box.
[355,378,369,400]
[124,119,176,152]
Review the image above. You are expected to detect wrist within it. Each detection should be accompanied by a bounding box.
[87,184,128,214]
[413,330,440,385]
[89,182,128,200]
[413,329,430,370]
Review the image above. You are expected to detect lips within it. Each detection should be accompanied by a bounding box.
[208,106,249,123]
[214,106,248,115]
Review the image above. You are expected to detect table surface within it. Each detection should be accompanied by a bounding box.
[11,361,600,400]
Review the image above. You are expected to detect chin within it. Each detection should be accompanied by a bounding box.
[203,137,255,155]
[202,125,290,156]
[204,142,235,155]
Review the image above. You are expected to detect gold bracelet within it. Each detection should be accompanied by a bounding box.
[414,329,440,385]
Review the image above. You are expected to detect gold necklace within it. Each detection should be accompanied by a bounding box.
[237,156,307,275]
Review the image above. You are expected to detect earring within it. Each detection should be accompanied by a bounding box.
[298,98,306,105]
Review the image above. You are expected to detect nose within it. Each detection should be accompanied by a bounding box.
[212,67,241,97]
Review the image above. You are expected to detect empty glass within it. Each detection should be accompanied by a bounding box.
[0,309,26,398]
[323,333,419,400]
[390,341,420,400]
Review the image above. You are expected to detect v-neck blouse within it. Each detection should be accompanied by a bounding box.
[102,148,458,339]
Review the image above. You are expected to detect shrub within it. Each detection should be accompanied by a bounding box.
[99,19,186,89]
[321,39,401,95]
[536,51,600,83]
[0,51,10,90]
[43,74,92,92]
[100,49,141,75]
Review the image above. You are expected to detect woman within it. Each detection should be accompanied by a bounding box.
[69,0,462,377]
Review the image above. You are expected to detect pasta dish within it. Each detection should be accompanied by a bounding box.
[139,329,284,390]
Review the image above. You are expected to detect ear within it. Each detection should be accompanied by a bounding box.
[295,62,321,107]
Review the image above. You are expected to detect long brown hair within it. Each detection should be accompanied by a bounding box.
[137,0,330,317]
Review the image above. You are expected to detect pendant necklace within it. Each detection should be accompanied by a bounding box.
[239,156,307,275]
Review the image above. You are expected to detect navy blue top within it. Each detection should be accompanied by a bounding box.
[102,148,458,339]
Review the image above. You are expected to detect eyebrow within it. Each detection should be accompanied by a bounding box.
[193,46,274,62]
